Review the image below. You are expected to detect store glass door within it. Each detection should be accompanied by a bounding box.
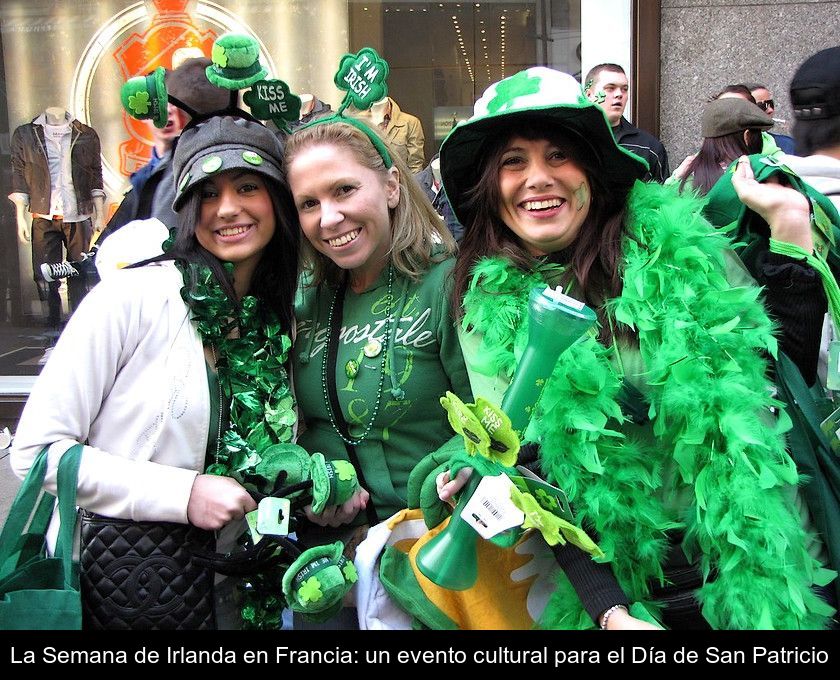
[349,1,581,157]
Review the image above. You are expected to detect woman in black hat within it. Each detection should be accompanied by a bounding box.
[11,115,301,629]
[433,67,830,630]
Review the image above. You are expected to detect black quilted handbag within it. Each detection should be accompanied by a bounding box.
[79,512,216,630]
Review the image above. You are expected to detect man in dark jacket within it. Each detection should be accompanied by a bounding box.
[584,64,670,182]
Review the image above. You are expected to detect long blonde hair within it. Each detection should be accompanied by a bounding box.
[284,120,455,286]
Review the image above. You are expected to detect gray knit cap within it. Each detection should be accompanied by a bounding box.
[172,116,285,211]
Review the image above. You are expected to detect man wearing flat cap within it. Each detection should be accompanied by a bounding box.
[780,46,840,214]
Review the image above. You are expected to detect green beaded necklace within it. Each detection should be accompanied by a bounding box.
[321,265,395,445]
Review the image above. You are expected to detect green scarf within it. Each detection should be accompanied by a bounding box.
[462,181,834,629]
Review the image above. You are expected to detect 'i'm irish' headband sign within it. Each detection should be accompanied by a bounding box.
[334,47,389,114]
[299,47,393,168]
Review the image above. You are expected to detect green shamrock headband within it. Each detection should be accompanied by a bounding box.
[298,47,393,168]
[208,33,302,134]
[120,33,303,135]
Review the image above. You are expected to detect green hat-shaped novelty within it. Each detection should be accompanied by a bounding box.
[282,542,358,622]
[207,33,267,90]
[120,66,168,128]
[309,453,360,514]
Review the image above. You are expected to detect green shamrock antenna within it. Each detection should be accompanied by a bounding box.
[334,47,389,115]
[243,79,302,134]
[299,47,393,167]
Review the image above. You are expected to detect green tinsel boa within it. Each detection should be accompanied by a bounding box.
[462,181,834,629]
[173,254,298,629]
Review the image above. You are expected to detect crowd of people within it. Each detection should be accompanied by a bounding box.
[9,42,840,631]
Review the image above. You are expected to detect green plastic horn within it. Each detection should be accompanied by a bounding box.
[416,285,597,590]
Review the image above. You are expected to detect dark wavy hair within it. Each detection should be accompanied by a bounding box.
[678,129,763,196]
[451,119,632,343]
[166,174,300,335]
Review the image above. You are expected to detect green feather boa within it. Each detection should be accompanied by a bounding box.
[462,181,833,629]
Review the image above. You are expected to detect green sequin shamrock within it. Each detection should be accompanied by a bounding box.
[439,391,519,467]
[487,71,542,114]
[243,79,302,131]
[298,576,323,604]
[584,78,594,92]
[334,47,389,112]
[128,90,150,115]
[333,459,356,482]
[342,561,358,583]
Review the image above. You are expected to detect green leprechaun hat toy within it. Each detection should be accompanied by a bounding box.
[120,66,168,128]
[206,33,267,89]
[282,542,359,622]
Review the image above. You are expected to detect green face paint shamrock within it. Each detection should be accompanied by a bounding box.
[487,71,542,114]
[593,90,607,105]
[334,47,389,112]
[297,576,323,604]
[243,79,302,130]
[128,90,151,115]
[439,391,519,467]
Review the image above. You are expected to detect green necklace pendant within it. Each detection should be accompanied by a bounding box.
[345,359,360,379]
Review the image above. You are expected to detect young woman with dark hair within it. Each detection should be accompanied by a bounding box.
[434,68,832,630]
[11,116,301,628]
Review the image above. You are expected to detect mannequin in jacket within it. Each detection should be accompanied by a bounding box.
[9,106,104,326]
[10,107,105,244]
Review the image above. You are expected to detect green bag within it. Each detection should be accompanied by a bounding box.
[0,445,83,630]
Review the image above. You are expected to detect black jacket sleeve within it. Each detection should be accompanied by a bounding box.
[757,251,826,386]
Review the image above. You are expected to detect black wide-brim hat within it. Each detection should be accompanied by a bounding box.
[439,67,648,227]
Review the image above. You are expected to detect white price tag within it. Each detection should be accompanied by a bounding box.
[461,474,524,539]
[256,497,291,536]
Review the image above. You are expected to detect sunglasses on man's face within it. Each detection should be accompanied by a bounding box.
[756,99,774,111]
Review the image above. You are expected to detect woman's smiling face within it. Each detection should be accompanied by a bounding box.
[496,136,591,256]
[195,170,276,269]
[287,142,400,286]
